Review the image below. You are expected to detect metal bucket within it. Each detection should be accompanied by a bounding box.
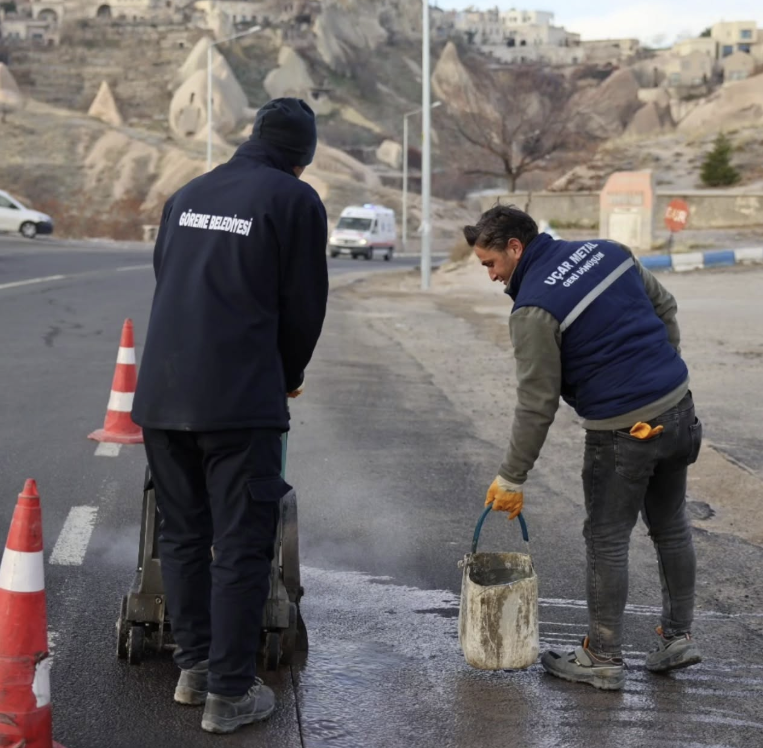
[458,510,539,670]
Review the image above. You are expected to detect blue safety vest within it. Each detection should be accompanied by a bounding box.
[507,234,688,420]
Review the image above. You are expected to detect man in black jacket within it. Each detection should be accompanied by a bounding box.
[132,98,328,735]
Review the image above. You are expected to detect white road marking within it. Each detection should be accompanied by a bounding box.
[49,507,99,566]
[540,597,763,619]
[116,264,152,272]
[0,263,151,295]
[540,632,587,641]
[0,275,66,291]
[48,631,59,664]
[541,640,648,657]
[94,442,122,457]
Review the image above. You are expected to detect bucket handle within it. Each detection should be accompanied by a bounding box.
[471,505,529,554]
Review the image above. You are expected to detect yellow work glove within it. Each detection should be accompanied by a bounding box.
[630,422,664,439]
[485,476,524,521]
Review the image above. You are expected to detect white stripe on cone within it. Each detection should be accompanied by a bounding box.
[0,549,45,593]
[116,347,136,365]
[32,657,52,708]
[106,389,135,413]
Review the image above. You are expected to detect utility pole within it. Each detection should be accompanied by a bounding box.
[402,101,440,254]
[421,0,432,290]
[402,114,409,253]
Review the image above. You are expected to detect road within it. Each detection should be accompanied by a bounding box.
[0,235,762,748]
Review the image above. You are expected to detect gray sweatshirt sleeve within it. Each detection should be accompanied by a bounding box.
[499,306,562,485]
[619,244,682,353]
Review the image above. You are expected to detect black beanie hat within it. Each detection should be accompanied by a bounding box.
[251,98,317,167]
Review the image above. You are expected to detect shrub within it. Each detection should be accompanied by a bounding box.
[700,133,741,187]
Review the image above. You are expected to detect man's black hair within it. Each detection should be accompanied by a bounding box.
[463,204,539,251]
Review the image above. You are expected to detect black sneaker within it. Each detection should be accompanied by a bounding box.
[646,626,702,673]
[201,679,276,734]
[174,660,209,706]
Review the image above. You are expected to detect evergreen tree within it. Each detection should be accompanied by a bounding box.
[701,133,740,187]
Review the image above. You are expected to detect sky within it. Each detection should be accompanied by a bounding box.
[433,1,763,45]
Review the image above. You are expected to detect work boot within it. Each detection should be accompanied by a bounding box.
[541,637,625,691]
[646,626,702,673]
[201,679,276,734]
[174,659,209,706]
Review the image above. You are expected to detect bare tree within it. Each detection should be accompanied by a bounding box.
[450,65,588,193]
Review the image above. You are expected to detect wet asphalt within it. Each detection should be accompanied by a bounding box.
[0,236,761,748]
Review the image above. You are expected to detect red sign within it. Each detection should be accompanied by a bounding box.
[664,199,689,233]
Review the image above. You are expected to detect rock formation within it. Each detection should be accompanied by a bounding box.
[626,102,674,137]
[432,42,485,114]
[376,139,403,169]
[314,0,387,73]
[573,68,642,139]
[0,63,24,121]
[169,68,247,139]
[677,73,763,133]
[88,81,124,128]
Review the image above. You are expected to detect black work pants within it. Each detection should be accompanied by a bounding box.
[582,393,701,658]
[143,428,289,697]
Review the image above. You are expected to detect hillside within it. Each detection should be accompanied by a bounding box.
[1,2,762,239]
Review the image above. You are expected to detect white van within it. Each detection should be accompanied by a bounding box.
[0,190,54,239]
[328,205,396,261]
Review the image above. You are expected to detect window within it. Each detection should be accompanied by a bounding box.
[738,44,751,53]
[0,196,18,209]
[722,45,733,57]
[337,217,371,231]
[740,29,752,39]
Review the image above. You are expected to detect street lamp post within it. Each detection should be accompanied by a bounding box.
[402,100,441,254]
[206,25,261,172]
[421,0,432,290]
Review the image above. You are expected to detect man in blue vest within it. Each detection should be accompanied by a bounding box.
[463,205,703,691]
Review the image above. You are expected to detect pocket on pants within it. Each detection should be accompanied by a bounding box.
[613,430,663,481]
[247,476,292,503]
[245,476,291,538]
[686,417,703,465]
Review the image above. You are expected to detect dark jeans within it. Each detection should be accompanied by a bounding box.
[582,393,702,658]
[143,428,289,696]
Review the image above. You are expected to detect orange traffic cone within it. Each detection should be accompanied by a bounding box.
[0,480,66,748]
[88,318,143,444]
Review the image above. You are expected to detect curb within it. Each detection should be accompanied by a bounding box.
[640,246,763,273]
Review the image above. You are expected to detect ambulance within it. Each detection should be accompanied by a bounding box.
[328,204,397,261]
